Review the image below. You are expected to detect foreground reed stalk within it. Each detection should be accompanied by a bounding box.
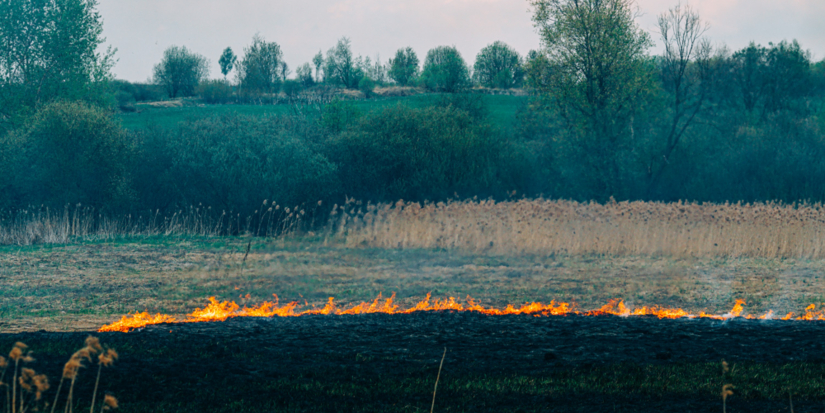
[430,348,447,413]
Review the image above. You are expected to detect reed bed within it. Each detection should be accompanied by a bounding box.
[0,202,312,246]
[335,199,825,259]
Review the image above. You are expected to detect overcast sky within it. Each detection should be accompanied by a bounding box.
[98,0,825,82]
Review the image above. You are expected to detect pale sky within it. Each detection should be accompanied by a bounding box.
[97,0,825,82]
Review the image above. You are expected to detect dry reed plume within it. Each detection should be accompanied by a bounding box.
[0,338,118,413]
[335,198,825,259]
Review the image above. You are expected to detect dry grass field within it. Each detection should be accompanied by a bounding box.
[3,235,825,333]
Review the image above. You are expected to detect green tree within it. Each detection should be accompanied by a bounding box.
[388,47,420,86]
[729,41,813,117]
[325,37,363,89]
[237,34,283,95]
[524,49,552,91]
[312,50,324,83]
[218,47,237,80]
[296,63,315,87]
[473,41,525,89]
[153,45,209,98]
[0,0,115,126]
[279,61,290,82]
[762,41,813,115]
[420,46,471,93]
[530,0,652,199]
[731,43,767,113]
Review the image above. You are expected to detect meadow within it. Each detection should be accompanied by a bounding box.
[116,92,527,134]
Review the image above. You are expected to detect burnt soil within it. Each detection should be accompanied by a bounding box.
[3,313,825,412]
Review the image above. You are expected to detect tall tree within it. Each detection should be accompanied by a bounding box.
[236,34,283,95]
[312,50,324,83]
[388,47,420,86]
[473,41,525,89]
[296,63,314,87]
[325,37,362,89]
[218,47,237,80]
[0,0,115,126]
[728,41,813,118]
[530,0,652,199]
[420,46,471,93]
[279,61,290,81]
[152,45,209,98]
[646,4,712,195]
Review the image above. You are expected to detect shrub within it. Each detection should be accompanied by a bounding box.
[328,104,526,201]
[282,79,303,99]
[156,114,338,215]
[114,90,137,112]
[321,99,362,134]
[197,79,234,104]
[2,101,136,210]
[358,76,376,98]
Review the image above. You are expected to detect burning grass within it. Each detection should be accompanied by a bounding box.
[337,199,825,259]
[98,294,825,333]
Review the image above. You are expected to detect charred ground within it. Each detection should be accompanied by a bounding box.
[3,313,825,412]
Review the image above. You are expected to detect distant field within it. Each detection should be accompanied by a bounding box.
[117,93,528,132]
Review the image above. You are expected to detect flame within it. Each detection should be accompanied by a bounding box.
[98,295,825,333]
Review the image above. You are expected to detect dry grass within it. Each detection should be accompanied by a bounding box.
[0,338,117,413]
[336,199,825,259]
[0,203,308,246]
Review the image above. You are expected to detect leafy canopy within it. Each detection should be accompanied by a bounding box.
[0,0,115,126]
[153,45,209,98]
[473,41,525,89]
[237,34,284,95]
[218,47,237,79]
[420,46,471,93]
[388,47,420,86]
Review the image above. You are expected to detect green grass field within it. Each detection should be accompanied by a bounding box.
[117,93,528,133]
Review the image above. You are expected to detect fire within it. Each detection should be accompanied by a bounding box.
[98,296,825,333]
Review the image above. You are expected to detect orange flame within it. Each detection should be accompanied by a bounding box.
[98,295,825,333]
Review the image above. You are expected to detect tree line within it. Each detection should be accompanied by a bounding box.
[143,36,527,105]
[2,0,825,220]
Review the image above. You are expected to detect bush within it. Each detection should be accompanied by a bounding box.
[321,99,362,134]
[282,79,303,99]
[1,101,136,211]
[147,114,338,215]
[358,77,376,98]
[328,104,526,201]
[197,79,234,104]
[132,83,165,102]
[114,90,136,112]
[433,93,488,121]
[111,80,164,103]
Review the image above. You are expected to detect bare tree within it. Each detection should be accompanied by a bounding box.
[647,3,711,195]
